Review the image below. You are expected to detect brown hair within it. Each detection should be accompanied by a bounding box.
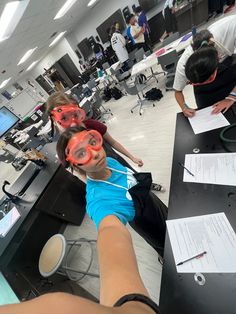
[46,92,79,137]
[56,126,87,171]
[46,92,78,115]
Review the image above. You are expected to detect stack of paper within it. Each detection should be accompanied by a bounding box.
[188,106,230,134]
[167,213,236,273]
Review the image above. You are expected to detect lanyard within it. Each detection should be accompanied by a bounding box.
[87,167,134,191]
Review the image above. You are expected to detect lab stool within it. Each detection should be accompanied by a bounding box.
[39,234,99,281]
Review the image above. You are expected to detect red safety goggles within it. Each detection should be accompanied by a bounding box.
[65,130,103,165]
[51,105,86,128]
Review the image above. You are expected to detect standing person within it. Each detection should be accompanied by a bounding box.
[0,218,160,314]
[110,26,130,71]
[173,15,236,117]
[128,14,149,52]
[46,92,165,191]
[126,18,136,46]
[135,6,152,50]
[160,0,177,42]
[56,127,167,257]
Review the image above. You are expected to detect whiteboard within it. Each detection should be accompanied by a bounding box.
[6,91,38,119]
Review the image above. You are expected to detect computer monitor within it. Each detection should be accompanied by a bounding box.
[0,106,19,138]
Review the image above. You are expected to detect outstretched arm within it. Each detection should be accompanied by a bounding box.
[103,132,144,167]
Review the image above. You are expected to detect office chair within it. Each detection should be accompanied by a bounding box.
[121,78,155,115]
[81,100,93,119]
[92,91,113,122]
[71,85,83,101]
[135,48,145,62]
[87,78,99,91]
[110,67,130,82]
[161,32,180,47]
[158,49,179,91]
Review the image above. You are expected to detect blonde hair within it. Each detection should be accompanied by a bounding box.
[46,92,78,115]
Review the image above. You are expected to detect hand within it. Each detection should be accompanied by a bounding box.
[182,108,196,118]
[132,157,144,167]
[212,99,234,114]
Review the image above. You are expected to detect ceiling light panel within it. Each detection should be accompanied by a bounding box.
[26,60,39,71]
[0,0,30,42]
[0,77,11,89]
[54,0,78,19]
[87,0,98,7]
[17,47,38,65]
[49,31,66,47]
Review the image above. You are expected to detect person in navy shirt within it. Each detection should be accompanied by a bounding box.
[135,6,152,51]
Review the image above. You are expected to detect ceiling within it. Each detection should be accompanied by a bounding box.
[0,0,99,87]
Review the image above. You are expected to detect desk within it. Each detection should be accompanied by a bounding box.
[131,33,192,77]
[0,142,86,298]
[160,109,236,314]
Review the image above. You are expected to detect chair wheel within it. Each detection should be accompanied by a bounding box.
[111,113,113,116]
[139,112,142,115]
[131,110,133,113]
[153,104,155,107]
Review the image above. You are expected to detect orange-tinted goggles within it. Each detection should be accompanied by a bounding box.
[65,130,103,165]
[51,105,85,128]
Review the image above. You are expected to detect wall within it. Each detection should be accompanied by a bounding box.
[31,37,81,78]
[66,0,165,53]
[0,76,48,118]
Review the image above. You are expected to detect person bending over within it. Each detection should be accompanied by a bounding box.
[0,217,160,314]
[174,15,236,117]
[185,46,236,114]
[56,127,167,257]
[46,92,164,191]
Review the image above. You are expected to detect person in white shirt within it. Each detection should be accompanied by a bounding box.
[174,15,236,117]
[110,26,129,71]
[128,14,149,51]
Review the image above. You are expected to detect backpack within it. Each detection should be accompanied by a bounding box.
[144,88,163,101]
[102,87,112,102]
[110,86,123,100]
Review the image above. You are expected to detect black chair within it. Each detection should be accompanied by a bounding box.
[158,50,179,91]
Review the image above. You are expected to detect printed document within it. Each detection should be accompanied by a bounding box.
[183,153,236,186]
[167,213,236,273]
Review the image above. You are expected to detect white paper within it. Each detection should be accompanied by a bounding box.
[183,153,236,186]
[188,106,230,134]
[0,207,21,237]
[167,213,236,273]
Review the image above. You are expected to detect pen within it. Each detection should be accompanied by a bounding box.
[176,251,207,266]
[178,162,195,177]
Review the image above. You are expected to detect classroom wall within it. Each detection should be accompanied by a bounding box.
[31,37,81,78]
[67,0,138,51]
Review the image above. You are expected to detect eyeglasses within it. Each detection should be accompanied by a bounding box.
[65,130,103,165]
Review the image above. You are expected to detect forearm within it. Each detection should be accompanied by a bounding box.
[98,216,149,307]
[0,292,154,314]
[175,90,186,110]
[110,140,135,161]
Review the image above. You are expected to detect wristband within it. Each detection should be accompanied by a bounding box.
[225,97,236,102]
[229,92,236,97]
